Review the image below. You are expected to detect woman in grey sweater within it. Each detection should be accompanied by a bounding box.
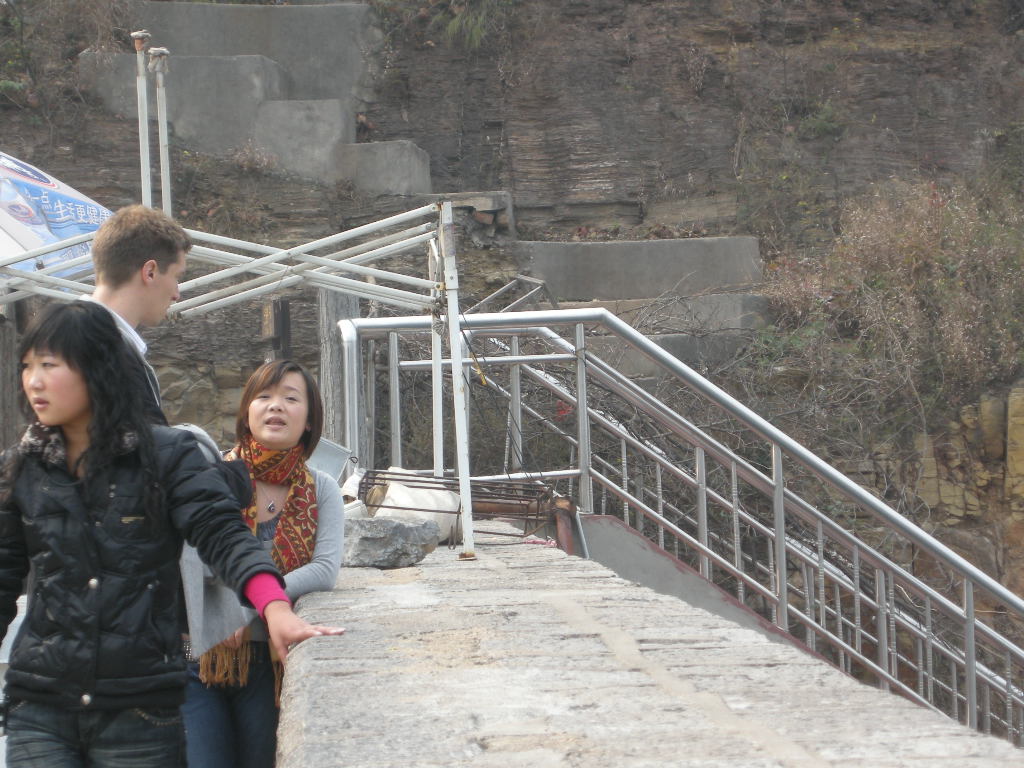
[182,360,345,768]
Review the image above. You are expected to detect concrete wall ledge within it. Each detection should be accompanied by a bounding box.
[280,523,1022,767]
[516,236,762,301]
[79,52,288,156]
[254,99,355,182]
[331,141,432,195]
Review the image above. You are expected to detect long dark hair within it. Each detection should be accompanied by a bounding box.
[16,301,162,519]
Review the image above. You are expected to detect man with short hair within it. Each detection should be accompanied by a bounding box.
[87,204,190,424]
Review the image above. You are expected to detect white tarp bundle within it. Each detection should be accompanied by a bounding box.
[0,151,110,274]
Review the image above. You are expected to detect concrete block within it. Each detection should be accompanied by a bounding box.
[79,52,287,155]
[254,99,355,182]
[132,0,375,101]
[516,236,762,301]
[332,140,432,195]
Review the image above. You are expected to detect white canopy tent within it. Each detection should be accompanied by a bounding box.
[0,188,478,557]
[0,151,110,277]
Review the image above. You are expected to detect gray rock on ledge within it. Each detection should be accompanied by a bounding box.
[343,517,440,569]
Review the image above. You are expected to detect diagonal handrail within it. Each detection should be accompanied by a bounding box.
[343,307,1024,744]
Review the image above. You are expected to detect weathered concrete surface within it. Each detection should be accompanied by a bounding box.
[333,140,432,194]
[517,236,762,301]
[282,524,1022,767]
[79,52,288,156]
[578,514,784,641]
[130,1,376,102]
[254,99,355,179]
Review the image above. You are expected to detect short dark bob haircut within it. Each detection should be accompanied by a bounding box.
[235,360,323,458]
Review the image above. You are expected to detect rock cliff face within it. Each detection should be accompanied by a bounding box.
[6,0,1024,588]
[842,387,1024,595]
[366,0,1024,246]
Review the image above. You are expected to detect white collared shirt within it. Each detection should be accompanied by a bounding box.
[80,294,148,356]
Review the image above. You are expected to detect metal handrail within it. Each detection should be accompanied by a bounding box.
[342,307,1024,744]
[349,309,1024,612]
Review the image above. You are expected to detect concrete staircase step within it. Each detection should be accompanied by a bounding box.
[83,1,433,195]
[332,141,432,195]
[79,52,288,156]
[132,1,376,101]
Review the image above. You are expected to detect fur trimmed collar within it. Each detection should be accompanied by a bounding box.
[18,422,138,467]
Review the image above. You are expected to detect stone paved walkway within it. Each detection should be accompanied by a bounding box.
[278,525,1024,767]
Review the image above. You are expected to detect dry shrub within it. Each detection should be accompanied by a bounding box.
[0,0,130,121]
[766,181,1024,415]
[717,181,1024,523]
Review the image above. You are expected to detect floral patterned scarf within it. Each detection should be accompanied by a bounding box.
[230,434,318,573]
[198,434,318,692]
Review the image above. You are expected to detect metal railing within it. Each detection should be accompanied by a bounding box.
[339,307,1024,745]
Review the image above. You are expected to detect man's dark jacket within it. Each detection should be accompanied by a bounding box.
[0,425,282,711]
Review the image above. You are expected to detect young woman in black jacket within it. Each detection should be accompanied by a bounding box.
[0,301,343,767]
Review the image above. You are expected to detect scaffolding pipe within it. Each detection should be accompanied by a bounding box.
[131,30,153,208]
[439,202,475,558]
[148,48,172,217]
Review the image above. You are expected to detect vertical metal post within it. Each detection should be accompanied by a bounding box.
[573,323,592,559]
[430,321,444,477]
[915,638,924,697]
[656,463,664,550]
[925,596,935,704]
[834,584,847,673]
[803,562,816,651]
[439,202,475,558]
[621,440,629,525]
[983,683,992,735]
[1005,653,1014,744]
[388,331,402,468]
[509,335,523,473]
[574,324,593,512]
[131,31,153,208]
[731,461,744,603]
[772,443,789,631]
[148,48,172,216]
[337,320,362,461]
[365,339,376,468]
[951,656,960,723]
[696,446,709,579]
[816,520,827,630]
[853,546,863,655]
[965,578,978,729]
[876,568,890,692]
[428,241,444,478]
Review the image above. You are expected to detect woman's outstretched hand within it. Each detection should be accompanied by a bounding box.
[263,600,345,664]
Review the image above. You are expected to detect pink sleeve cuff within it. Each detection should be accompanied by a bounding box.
[243,572,290,619]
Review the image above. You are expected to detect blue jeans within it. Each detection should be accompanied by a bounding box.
[182,641,279,768]
[5,699,185,768]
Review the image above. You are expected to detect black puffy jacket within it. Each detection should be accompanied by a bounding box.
[0,424,282,711]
